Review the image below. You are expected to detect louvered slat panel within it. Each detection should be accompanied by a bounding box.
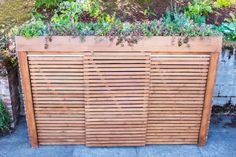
[147,54,210,144]
[84,51,150,146]
[28,55,85,145]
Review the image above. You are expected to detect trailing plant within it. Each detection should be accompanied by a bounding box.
[0,101,11,133]
[184,0,213,23]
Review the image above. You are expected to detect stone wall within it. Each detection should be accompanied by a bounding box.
[213,48,236,106]
[0,58,20,128]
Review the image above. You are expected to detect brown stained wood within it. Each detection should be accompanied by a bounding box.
[16,36,222,52]
[16,36,222,147]
[199,52,220,146]
[84,51,149,147]
[27,55,85,145]
[147,54,211,146]
[18,51,38,148]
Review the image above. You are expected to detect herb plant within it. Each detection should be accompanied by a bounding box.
[184,0,213,23]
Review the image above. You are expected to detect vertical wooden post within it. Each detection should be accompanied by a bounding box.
[199,52,220,146]
[18,51,38,148]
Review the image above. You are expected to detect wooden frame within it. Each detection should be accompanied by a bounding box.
[18,51,38,148]
[16,36,222,147]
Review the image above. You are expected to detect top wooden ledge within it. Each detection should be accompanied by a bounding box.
[16,36,222,53]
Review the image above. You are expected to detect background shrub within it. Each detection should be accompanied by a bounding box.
[0,101,11,133]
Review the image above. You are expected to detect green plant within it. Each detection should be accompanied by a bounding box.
[18,19,47,38]
[35,0,64,8]
[0,101,11,132]
[81,0,118,23]
[51,1,83,29]
[217,22,236,41]
[215,0,236,8]
[17,1,220,45]
[184,0,213,23]
[163,9,216,37]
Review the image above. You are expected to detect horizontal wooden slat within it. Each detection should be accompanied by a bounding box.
[23,51,216,146]
[29,55,85,146]
[147,54,209,145]
[29,61,83,65]
[84,52,149,146]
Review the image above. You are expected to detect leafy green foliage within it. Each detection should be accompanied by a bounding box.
[18,19,47,38]
[184,0,213,23]
[215,0,236,8]
[0,101,11,132]
[51,1,83,30]
[81,0,118,23]
[35,0,64,8]
[217,22,236,41]
[163,10,217,36]
[17,0,220,45]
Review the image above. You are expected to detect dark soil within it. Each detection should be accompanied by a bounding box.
[100,0,188,22]
[206,5,236,25]
[212,103,236,128]
[78,12,98,23]
[34,0,235,25]
[212,104,236,114]
[0,129,11,137]
[96,0,236,24]
[36,7,56,21]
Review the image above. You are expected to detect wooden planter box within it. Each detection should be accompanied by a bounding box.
[16,36,222,147]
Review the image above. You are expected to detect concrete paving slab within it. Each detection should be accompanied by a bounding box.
[136,145,202,157]
[73,145,137,157]
[199,130,236,157]
[0,116,236,157]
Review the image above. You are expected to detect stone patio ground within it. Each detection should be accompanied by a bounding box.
[0,116,235,157]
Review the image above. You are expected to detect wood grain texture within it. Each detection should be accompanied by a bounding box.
[84,51,149,146]
[147,54,210,145]
[16,36,222,52]
[198,52,220,146]
[27,54,85,145]
[16,36,222,147]
[18,51,38,148]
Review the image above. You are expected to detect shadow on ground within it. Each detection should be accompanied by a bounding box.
[0,116,236,157]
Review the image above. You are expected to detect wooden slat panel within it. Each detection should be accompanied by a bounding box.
[147,54,210,144]
[84,51,149,146]
[28,55,85,145]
